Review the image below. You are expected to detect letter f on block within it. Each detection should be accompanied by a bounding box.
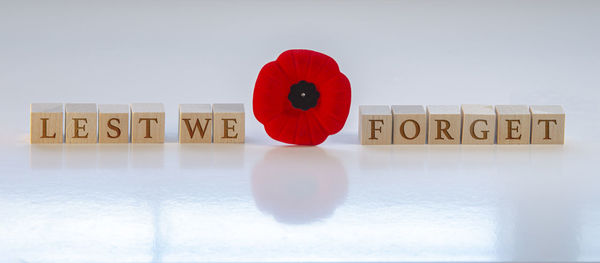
[369,119,384,140]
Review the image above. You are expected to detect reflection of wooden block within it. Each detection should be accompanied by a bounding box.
[213,103,244,143]
[530,105,565,144]
[496,105,531,144]
[179,104,212,143]
[359,105,392,145]
[427,105,461,144]
[98,104,129,144]
[391,105,426,144]
[131,103,165,143]
[65,103,97,144]
[461,104,496,144]
[30,103,63,144]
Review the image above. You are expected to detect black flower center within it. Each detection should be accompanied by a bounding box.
[288,80,320,111]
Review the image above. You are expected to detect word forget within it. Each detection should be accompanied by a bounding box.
[359,105,564,145]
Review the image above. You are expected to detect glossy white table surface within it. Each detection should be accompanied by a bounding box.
[1,1,599,262]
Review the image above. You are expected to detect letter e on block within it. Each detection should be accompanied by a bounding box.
[391,105,426,144]
[496,105,531,144]
[179,104,212,143]
[530,105,565,144]
[131,103,165,143]
[99,104,129,143]
[213,103,244,143]
[461,104,496,144]
[427,105,461,144]
[30,103,63,144]
[359,105,392,145]
[65,103,97,144]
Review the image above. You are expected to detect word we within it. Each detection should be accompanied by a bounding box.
[30,103,245,144]
[359,105,564,145]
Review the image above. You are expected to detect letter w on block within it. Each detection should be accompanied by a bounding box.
[179,104,212,143]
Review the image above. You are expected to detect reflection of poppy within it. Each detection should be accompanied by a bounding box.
[252,147,347,224]
[253,49,352,145]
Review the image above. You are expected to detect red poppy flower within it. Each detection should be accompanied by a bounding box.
[253,49,351,145]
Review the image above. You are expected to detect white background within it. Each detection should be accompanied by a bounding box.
[1,1,599,262]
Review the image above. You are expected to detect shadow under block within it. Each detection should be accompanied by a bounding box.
[65,103,97,144]
[391,105,426,144]
[461,104,496,144]
[131,103,165,143]
[427,105,461,144]
[530,105,565,144]
[496,105,531,144]
[359,105,392,145]
[212,103,244,143]
[98,104,129,143]
[179,104,212,143]
[30,103,63,144]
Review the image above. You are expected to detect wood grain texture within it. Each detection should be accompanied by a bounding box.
[131,103,165,143]
[496,105,531,144]
[65,103,97,144]
[461,104,496,144]
[213,103,244,143]
[30,103,63,144]
[530,105,565,144]
[391,105,426,144]
[98,104,129,144]
[179,104,212,143]
[359,105,392,145]
[427,105,461,144]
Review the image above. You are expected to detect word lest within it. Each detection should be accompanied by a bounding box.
[359,105,565,145]
[30,103,245,144]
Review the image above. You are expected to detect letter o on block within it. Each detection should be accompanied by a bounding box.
[392,105,426,144]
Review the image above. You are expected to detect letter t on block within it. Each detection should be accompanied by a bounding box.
[427,105,461,144]
[30,103,63,144]
[359,105,392,145]
[530,105,565,144]
[131,103,165,143]
[179,104,212,143]
[213,103,245,143]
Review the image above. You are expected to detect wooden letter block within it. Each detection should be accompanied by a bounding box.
[65,103,97,144]
[98,104,129,144]
[179,104,212,143]
[391,105,426,144]
[131,103,165,143]
[359,105,392,145]
[530,105,565,144]
[30,103,63,144]
[496,105,531,144]
[461,104,496,144]
[427,105,461,144]
[213,103,244,143]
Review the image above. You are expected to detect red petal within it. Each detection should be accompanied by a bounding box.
[253,61,293,124]
[312,73,351,134]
